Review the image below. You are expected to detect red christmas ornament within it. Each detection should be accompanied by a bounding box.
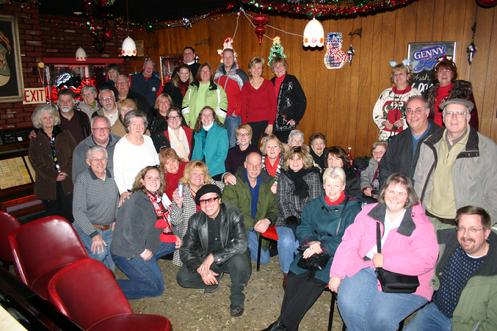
[476,0,497,7]
[252,14,269,45]
[105,30,112,39]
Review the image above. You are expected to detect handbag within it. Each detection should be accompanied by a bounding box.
[297,247,330,271]
[375,222,419,294]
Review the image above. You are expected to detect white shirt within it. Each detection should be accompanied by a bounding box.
[113,135,159,194]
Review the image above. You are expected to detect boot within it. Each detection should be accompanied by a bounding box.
[262,320,287,331]
[282,272,288,289]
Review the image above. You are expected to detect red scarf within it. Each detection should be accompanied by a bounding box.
[147,191,177,243]
[177,80,190,97]
[265,156,280,177]
[325,191,346,206]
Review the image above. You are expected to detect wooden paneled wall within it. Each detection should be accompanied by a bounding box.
[134,0,497,156]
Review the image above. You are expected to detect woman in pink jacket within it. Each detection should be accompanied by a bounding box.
[329,173,438,331]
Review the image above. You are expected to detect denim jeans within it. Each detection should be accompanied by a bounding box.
[404,302,452,331]
[337,268,427,331]
[247,227,298,273]
[112,244,175,300]
[74,224,114,270]
[225,115,241,148]
[154,242,176,260]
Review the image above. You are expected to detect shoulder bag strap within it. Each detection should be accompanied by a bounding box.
[376,221,382,254]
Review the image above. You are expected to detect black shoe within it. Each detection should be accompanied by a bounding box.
[230,305,244,317]
[204,272,224,294]
[262,320,287,331]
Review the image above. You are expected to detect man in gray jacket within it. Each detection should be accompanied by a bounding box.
[413,98,497,228]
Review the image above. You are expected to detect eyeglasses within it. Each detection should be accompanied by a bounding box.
[167,115,181,120]
[100,97,114,102]
[456,227,484,234]
[444,110,468,118]
[92,127,110,132]
[406,107,426,115]
[198,196,219,205]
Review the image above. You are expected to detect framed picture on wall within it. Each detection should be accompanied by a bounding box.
[159,55,181,84]
[407,41,456,94]
[0,15,24,102]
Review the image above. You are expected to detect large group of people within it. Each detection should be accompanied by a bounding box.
[26,52,497,330]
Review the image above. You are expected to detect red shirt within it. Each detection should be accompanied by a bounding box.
[325,191,346,206]
[433,83,453,127]
[240,79,277,124]
[164,162,186,201]
[274,75,285,100]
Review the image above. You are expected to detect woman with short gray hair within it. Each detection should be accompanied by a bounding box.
[29,103,77,221]
[79,85,100,119]
[113,110,159,196]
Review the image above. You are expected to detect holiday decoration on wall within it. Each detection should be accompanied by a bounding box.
[466,23,477,64]
[240,0,417,18]
[252,13,269,44]
[324,32,348,69]
[268,36,287,67]
[303,18,324,47]
[476,0,497,8]
[346,28,362,65]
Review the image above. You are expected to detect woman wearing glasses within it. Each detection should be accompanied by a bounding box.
[151,105,193,161]
[329,173,438,331]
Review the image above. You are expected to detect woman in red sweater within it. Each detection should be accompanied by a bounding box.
[159,147,186,202]
[241,57,277,146]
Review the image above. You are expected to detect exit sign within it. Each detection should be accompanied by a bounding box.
[23,88,47,104]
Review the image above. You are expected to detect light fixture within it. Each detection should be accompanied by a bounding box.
[121,36,137,56]
[303,18,324,48]
[121,0,136,57]
[75,47,87,61]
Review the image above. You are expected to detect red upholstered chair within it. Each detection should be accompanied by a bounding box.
[0,211,21,267]
[48,258,172,331]
[256,225,279,271]
[8,216,88,299]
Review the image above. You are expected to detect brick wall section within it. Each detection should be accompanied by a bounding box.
[0,3,134,130]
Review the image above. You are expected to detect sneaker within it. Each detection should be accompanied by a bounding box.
[230,305,244,317]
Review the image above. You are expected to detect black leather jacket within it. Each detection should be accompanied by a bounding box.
[271,74,307,131]
[179,204,248,271]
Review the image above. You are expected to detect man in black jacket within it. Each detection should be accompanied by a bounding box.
[379,95,441,186]
[177,184,251,317]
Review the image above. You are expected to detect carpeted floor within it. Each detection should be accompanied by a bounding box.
[126,256,345,331]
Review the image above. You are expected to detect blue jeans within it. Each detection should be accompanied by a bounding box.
[113,243,174,300]
[225,115,241,148]
[154,242,176,260]
[74,224,114,270]
[247,227,298,273]
[404,302,452,331]
[337,268,427,331]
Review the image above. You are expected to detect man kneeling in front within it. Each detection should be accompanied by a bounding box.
[177,184,251,317]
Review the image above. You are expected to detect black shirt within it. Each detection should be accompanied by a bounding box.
[207,212,223,254]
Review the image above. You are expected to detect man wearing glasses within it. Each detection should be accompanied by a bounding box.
[177,184,251,317]
[405,206,497,331]
[72,115,120,182]
[414,98,497,228]
[380,95,441,186]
